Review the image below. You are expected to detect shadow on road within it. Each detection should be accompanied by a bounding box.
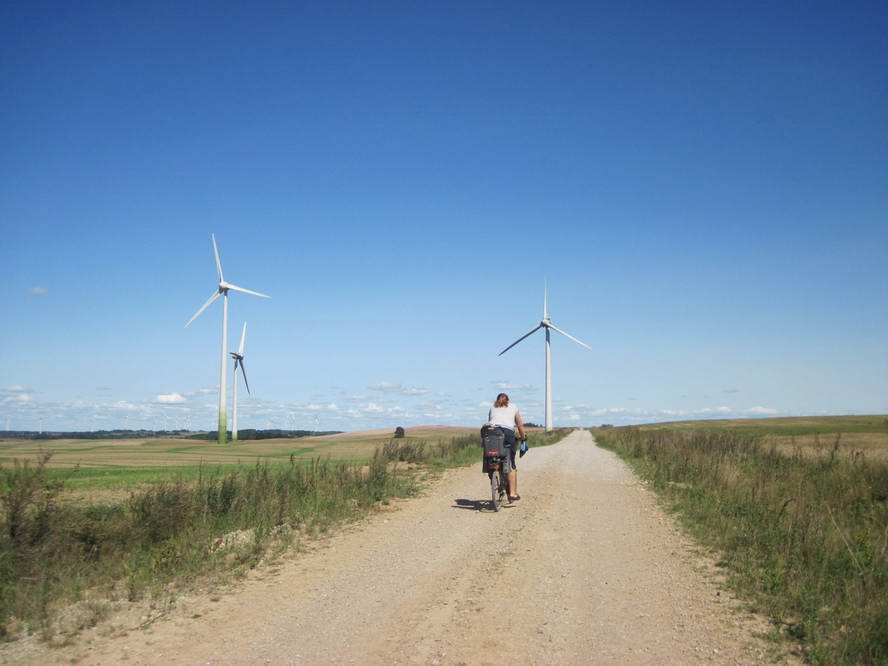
[452,498,487,511]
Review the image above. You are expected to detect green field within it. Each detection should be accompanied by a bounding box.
[0,426,480,491]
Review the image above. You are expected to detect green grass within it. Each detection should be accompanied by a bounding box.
[594,424,888,665]
[50,459,342,492]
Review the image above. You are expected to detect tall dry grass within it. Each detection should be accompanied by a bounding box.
[380,428,571,466]
[595,427,888,665]
[0,450,410,640]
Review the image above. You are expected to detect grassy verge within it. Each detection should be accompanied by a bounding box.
[379,428,572,468]
[0,428,572,643]
[593,426,888,665]
[0,450,409,642]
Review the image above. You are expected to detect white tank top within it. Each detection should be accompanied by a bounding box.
[488,403,519,431]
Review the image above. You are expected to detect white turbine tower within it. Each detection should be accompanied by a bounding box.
[498,285,591,432]
[230,322,251,442]
[185,234,270,446]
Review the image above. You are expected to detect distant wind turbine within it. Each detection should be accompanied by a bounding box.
[230,322,251,442]
[498,284,591,432]
[185,234,270,445]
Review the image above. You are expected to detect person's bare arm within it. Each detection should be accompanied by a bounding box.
[515,411,526,439]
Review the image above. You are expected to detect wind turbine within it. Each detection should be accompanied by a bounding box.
[230,322,250,442]
[498,285,591,432]
[185,234,270,445]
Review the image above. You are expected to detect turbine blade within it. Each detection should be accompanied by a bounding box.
[212,234,224,283]
[185,290,220,328]
[498,324,543,356]
[544,280,548,320]
[226,283,271,299]
[239,359,251,394]
[238,322,247,356]
[549,324,592,351]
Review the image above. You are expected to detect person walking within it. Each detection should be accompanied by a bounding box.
[487,392,526,503]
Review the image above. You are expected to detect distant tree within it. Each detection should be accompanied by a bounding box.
[394,426,406,439]
[523,422,541,429]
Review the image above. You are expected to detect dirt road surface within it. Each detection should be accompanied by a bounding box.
[9,430,793,665]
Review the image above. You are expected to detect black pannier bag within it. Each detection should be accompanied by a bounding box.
[480,425,506,458]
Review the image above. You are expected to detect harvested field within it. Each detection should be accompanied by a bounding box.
[0,426,480,492]
[639,414,888,436]
[633,414,888,461]
[0,426,478,469]
[766,431,888,462]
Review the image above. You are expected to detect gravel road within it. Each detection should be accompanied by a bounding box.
[10,430,794,665]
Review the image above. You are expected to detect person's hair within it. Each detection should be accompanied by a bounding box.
[494,393,509,408]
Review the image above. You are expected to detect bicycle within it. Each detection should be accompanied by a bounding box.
[481,426,508,512]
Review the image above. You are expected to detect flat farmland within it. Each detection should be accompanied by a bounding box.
[637,414,888,461]
[0,426,478,490]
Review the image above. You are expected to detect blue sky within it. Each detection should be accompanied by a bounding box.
[2,2,887,431]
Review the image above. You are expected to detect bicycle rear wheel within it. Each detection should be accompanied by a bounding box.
[489,472,499,512]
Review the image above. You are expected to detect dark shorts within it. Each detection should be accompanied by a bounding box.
[502,428,517,472]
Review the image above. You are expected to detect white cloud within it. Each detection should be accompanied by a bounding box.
[493,381,534,391]
[593,407,629,415]
[368,381,400,393]
[27,286,48,296]
[156,393,186,404]
[659,409,687,416]
[699,406,733,414]
[746,406,778,415]
[368,381,430,396]
[1,386,35,405]
[305,402,339,412]
[363,402,385,413]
